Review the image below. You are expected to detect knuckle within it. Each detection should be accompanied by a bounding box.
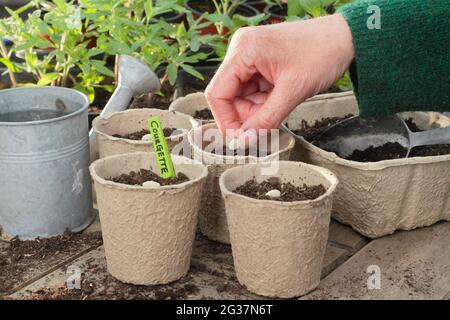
[232,26,257,46]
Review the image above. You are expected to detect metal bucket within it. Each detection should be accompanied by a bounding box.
[0,87,94,240]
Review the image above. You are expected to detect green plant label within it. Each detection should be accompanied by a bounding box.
[147,117,176,179]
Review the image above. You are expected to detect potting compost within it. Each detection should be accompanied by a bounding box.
[112,128,176,140]
[302,116,450,161]
[110,169,189,186]
[234,177,326,202]
[193,108,214,120]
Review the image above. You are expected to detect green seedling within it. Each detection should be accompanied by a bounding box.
[147,117,176,179]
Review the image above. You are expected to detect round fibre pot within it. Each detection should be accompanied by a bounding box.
[220,161,338,298]
[90,152,207,285]
[169,92,215,125]
[188,123,295,244]
[92,109,197,158]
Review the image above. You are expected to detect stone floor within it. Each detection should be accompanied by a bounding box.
[1,210,449,300]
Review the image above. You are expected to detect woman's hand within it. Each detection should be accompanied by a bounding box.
[205,14,354,137]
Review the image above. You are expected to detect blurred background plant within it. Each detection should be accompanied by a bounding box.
[0,0,353,109]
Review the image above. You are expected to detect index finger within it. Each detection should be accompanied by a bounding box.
[205,55,256,135]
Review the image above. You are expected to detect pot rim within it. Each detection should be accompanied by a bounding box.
[219,161,338,207]
[282,113,450,171]
[169,92,215,123]
[188,123,296,161]
[90,152,208,191]
[92,108,197,145]
[0,86,89,126]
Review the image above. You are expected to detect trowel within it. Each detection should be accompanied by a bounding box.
[315,115,450,158]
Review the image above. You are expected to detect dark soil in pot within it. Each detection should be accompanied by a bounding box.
[296,116,450,162]
[290,114,355,142]
[193,108,214,121]
[0,230,102,295]
[344,142,407,162]
[109,169,189,186]
[234,177,326,202]
[327,118,450,162]
[112,128,177,140]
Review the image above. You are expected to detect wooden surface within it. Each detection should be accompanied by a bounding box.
[3,215,449,300]
[304,221,450,300]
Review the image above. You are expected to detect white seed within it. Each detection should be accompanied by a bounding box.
[141,134,152,141]
[142,181,161,189]
[265,189,281,199]
[228,138,240,150]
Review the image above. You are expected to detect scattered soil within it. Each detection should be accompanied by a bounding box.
[21,259,200,300]
[112,128,176,140]
[19,233,236,300]
[345,142,407,162]
[0,230,103,295]
[129,81,175,110]
[291,114,354,142]
[193,108,214,120]
[109,169,189,186]
[234,177,326,202]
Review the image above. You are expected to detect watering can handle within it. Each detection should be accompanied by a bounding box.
[410,126,450,148]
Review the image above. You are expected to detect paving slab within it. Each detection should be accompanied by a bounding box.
[10,232,353,300]
[193,234,350,279]
[10,246,264,300]
[0,211,102,298]
[303,222,450,300]
[322,245,349,278]
[328,219,369,253]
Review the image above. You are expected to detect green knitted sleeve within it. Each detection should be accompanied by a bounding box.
[338,0,450,117]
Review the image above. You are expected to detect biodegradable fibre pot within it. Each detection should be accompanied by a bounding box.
[90,152,207,285]
[220,161,338,298]
[283,93,450,238]
[188,123,295,244]
[92,108,198,159]
[169,92,214,125]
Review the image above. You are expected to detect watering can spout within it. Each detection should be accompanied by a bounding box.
[89,55,161,162]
